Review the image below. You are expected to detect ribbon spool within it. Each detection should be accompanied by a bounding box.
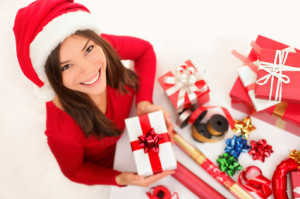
[176,109,193,129]
[192,114,229,143]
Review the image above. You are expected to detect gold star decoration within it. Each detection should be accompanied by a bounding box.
[233,116,256,139]
[289,150,300,169]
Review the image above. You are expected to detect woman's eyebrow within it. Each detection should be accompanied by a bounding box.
[60,60,70,65]
[82,39,91,52]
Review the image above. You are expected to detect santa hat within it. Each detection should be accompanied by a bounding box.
[13,0,101,101]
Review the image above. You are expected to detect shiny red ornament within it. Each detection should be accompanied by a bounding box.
[138,128,160,153]
[272,150,300,199]
[248,139,273,162]
[146,185,179,199]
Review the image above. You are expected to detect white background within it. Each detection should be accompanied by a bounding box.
[1,0,300,199]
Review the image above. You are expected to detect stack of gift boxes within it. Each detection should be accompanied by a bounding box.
[230,35,300,198]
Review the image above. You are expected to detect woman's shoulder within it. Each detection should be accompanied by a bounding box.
[45,100,83,138]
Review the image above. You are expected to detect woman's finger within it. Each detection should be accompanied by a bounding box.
[139,170,175,187]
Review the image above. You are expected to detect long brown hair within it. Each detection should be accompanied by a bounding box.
[45,29,139,138]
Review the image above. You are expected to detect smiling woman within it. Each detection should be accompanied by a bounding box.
[13,0,174,188]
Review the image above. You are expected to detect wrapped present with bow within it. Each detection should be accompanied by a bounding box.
[291,171,300,199]
[125,111,177,177]
[230,35,300,138]
[232,35,300,111]
[158,60,210,113]
[254,45,300,104]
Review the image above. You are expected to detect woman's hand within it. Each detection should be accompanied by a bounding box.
[115,170,175,187]
[136,101,174,144]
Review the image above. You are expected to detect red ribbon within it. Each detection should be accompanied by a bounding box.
[146,185,179,199]
[238,166,272,198]
[130,114,170,174]
[188,106,235,129]
[248,139,273,162]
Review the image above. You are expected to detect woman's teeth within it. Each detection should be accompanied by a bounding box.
[81,71,100,85]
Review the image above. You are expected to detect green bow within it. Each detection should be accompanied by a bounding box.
[217,152,242,176]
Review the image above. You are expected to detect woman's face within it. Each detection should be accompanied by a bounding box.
[59,34,107,97]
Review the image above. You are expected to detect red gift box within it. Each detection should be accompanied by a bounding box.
[158,60,209,113]
[233,35,300,111]
[254,48,300,103]
[230,77,300,138]
[291,171,300,198]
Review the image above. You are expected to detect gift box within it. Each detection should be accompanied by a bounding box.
[158,60,209,113]
[233,35,300,111]
[291,171,300,199]
[230,77,300,138]
[254,47,300,103]
[125,111,177,177]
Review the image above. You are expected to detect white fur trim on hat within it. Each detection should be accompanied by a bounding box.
[30,11,101,102]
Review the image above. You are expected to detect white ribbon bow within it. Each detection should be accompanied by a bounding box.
[256,50,300,101]
[164,63,208,112]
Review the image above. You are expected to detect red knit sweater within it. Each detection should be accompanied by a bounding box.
[45,34,156,186]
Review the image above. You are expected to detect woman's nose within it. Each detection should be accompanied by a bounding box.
[77,58,94,74]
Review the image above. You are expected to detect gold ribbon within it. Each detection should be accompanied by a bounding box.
[272,102,288,119]
[289,150,300,169]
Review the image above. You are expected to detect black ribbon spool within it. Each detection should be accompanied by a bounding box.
[192,114,229,143]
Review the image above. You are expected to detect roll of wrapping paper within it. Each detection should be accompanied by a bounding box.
[173,131,254,199]
[172,161,226,199]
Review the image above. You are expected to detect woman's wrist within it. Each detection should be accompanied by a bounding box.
[136,101,152,115]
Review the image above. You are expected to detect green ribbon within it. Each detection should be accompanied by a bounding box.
[217,152,243,176]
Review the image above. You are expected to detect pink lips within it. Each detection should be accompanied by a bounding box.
[80,68,101,87]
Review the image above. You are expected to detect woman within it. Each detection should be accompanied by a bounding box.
[13,0,174,187]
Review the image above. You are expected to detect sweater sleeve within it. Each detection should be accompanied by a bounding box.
[101,33,156,105]
[45,129,122,186]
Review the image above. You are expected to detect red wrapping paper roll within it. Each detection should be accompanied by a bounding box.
[172,161,226,199]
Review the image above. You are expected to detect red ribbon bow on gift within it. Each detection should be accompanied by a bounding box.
[238,166,272,198]
[138,128,160,153]
[248,139,273,162]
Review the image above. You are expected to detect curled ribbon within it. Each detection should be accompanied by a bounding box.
[138,128,160,153]
[248,139,273,162]
[225,135,250,159]
[238,166,272,198]
[256,49,300,102]
[164,62,208,112]
[217,152,243,176]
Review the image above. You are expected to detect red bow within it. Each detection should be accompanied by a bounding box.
[248,139,273,162]
[138,128,160,153]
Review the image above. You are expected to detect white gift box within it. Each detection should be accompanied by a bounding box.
[238,62,279,112]
[125,111,177,177]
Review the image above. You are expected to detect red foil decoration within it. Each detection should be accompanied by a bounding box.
[146,185,179,199]
[238,166,272,198]
[138,128,160,153]
[248,139,273,162]
[272,158,299,199]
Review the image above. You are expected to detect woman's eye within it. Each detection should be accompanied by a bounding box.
[85,45,94,55]
[61,64,71,71]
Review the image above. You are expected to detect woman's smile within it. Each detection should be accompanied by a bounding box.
[80,68,101,87]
